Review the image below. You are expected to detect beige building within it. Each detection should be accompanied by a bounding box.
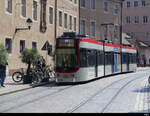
[0,0,79,75]
[122,0,150,66]
[79,0,124,44]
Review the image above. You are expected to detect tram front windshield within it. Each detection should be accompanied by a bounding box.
[56,39,78,72]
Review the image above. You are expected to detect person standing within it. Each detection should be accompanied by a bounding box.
[0,64,6,87]
[0,44,8,87]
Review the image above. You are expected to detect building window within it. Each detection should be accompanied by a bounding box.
[143,16,148,24]
[134,16,139,24]
[49,7,53,24]
[103,25,108,40]
[103,1,108,12]
[114,25,119,39]
[142,0,146,7]
[21,0,26,18]
[90,22,96,37]
[74,17,77,32]
[80,0,86,8]
[74,0,77,4]
[125,16,131,24]
[134,1,138,7]
[80,20,86,35]
[113,3,119,15]
[91,0,96,10]
[59,11,62,27]
[5,0,12,14]
[33,0,38,21]
[69,15,72,30]
[64,13,68,29]
[126,1,131,8]
[5,38,12,53]
[40,0,47,33]
[32,42,37,49]
[20,40,25,52]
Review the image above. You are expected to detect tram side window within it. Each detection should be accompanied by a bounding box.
[80,48,88,67]
[87,50,96,67]
[98,51,104,65]
[130,53,136,64]
[133,53,137,63]
[105,52,113,65]
[122,53,127,64]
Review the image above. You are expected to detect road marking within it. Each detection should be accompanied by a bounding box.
[134,79,149,113]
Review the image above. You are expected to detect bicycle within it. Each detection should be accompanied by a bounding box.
[43,65,56,81]
[12,68,25,83]
[31,68,43,84]
[12,68,33,83]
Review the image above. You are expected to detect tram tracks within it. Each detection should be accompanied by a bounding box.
[1,71,149,113]
[1,84,74,113]
[66,72,147,113]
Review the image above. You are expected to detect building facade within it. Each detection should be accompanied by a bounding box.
[0,0,79,75]
[79,0,124,44]
[122,0,150,66]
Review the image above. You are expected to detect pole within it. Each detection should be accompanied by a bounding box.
[54,0,57,41]
[120,2,123,45]
[120,1,123,72]
[79,0,81,34]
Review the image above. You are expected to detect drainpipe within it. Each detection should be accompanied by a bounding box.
[54,0,57,41]
[78,0,80,34]
[120,1,123,72]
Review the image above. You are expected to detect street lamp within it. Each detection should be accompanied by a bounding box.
[15,18,33,33]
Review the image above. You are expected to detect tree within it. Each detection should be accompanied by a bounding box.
[0,44,8,65]
[20,48,41,76]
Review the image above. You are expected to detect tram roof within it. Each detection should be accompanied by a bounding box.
[57,32,136,50]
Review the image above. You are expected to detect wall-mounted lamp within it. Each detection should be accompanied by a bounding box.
[15,18,33,33]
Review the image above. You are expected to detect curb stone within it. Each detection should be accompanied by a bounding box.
[0,81,55,97]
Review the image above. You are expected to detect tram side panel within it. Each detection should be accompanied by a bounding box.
[113,48,121,74]
[104,44,121,76]
[77,41,104,82]
[104,52,113,76]
[122,52,129,72]
[104,45,113,76]
[97,50,105,77]
[129,52,137,72]
[122,47,137,72]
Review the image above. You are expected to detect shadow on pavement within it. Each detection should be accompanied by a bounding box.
[133,85,150,93]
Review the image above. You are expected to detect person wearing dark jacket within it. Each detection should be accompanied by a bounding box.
[0,64,6,87]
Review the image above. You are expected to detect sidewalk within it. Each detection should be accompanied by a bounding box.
[0,76,55,96]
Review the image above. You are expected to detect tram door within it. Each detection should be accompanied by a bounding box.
[114,52,118,73]
[127,53,130,71]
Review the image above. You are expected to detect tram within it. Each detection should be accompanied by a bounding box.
[55,32,137,84]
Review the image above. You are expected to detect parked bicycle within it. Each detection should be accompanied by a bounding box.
[31,65,55,84]
[12,57,55,84]
[12,68,26,83]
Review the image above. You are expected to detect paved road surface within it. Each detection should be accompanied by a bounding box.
[0,68,150,113]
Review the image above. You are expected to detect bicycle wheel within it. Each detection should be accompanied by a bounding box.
[32,71,43,84]
[12,72,23,83]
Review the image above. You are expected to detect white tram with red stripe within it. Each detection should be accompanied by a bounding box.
[55,32,137,84]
